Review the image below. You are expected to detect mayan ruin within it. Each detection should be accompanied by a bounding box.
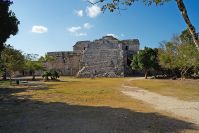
[46,36,140,77]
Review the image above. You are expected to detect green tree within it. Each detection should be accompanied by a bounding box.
[92,0,199,51]
[24,54,43,80]
[159,30,199,79]
[131,47,159,79]
[1,45,24,82]
[0,0,20,52]
[176,43,199,79]
[158,41,178,71]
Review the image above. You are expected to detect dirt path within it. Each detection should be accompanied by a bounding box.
[122,85,199,125]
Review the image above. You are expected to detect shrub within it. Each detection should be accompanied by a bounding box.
[42,70,60,80]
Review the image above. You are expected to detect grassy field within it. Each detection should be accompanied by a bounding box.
[0,77,199,133]
[23,77,154,112]
[126,79,199,101]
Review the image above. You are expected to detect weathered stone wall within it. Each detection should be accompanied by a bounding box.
[121,39,140,76]
[45,36,140,77]
[77,37,125,77]
[73,41,91,53]
[122,39,139,52]
[46,51,81,75]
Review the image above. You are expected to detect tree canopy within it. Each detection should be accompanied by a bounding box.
[24,54,43,80]
[159,29,199,78]
[131,47,159,79]
[1,45,24,80]
[0,0,20,52]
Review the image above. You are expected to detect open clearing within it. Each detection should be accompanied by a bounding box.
[0,77,199,133]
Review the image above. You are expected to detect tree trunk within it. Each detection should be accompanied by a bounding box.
[144,70,148,79]
[176,0,199,51]
[9,71,12,85]
[2,68,7,80]
[32,71,36,81]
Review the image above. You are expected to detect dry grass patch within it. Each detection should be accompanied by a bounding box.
[19,77,154,112]
[126,79,199,101]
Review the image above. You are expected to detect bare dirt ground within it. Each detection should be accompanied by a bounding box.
[122,79,199,126]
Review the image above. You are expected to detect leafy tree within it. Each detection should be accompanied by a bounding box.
[159,30,199,79]
[24,54,43,80]
[176,43,199,78]
[91,0,199,51]
[131,47,159,79]
[1,45,24,82]
[158,41,178,71]
[0,0,20,52]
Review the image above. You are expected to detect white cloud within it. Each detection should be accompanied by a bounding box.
[32,25,48,33]
[67,26,87,36]
[106,33,119,38]
[83,23,93,29]
[86,5,101,18]
[75,10,83,17]
[68,26,82,33]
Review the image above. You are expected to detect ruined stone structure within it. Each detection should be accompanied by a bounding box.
[46,36,139,77]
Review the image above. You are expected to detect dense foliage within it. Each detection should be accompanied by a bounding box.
[131,47,159,79]
[0,0,20,52]
[1,45,24,81]
[159,29,199,79]
[131,29,199,79]
[42,70,60,81]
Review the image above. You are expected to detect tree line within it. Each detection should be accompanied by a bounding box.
[131,29,199,79]
[0,45,59,82]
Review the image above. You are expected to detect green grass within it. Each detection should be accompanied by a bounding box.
[126,79,199,101]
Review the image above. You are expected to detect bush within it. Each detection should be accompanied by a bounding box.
[42,70,60,80]
[51,70,60,80]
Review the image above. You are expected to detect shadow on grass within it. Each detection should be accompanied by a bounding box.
[0,86,198,133]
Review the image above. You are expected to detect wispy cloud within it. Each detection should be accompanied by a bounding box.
[32,25,48,33]
[68,26,82,33]
[86,5,101,18]
[68,26,87,36]
[83,23,93,29]
[75,10,83,17]
[68,22,93,37]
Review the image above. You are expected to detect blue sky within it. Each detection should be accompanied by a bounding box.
[7,0,199,56]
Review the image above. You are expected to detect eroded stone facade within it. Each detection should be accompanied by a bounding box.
[46,36,139,77]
